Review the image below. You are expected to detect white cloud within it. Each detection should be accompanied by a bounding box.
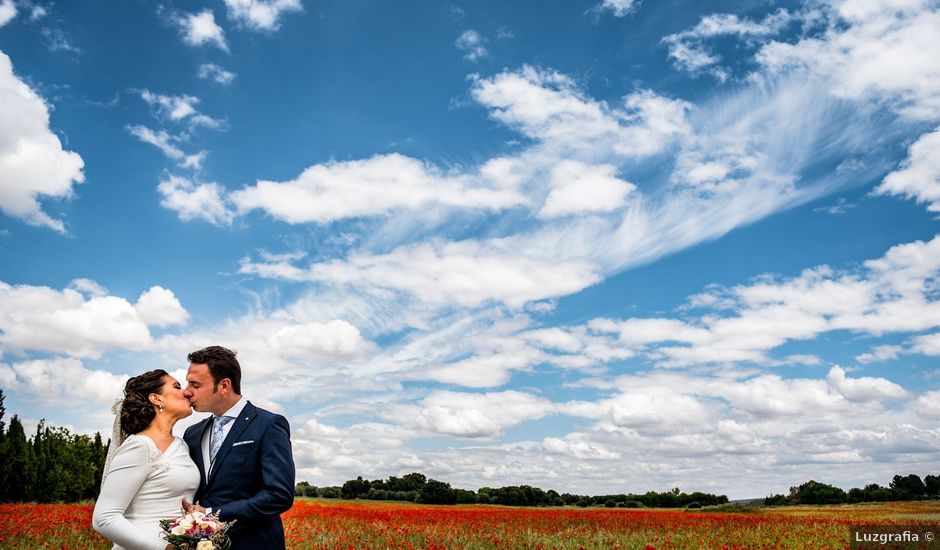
[178,10,228,51]
[28,4,46,21]
[875,126,940,212]
[230,153,525,224]
[543,434,621,460]
[664,41,721,76]
[560,233,940,370]
[135,286,189,327]
[127,125,206,169]
[139,90,222,129]
[267,320,364,358]
[0,281,185,358]
[157,175,235,225]
[663,10,793,77]
[594,0,639,17]
[856,344,903,363]
[538,161,635,218]
[913,332,940,355]
[562,385,714,436]
[0,50,85,232]
[1,357,128,405]
[387,390,554,438]
[223,0,302,31]
[41,27,79,54]
[0,0,16,26]
[912,390,940,419]
[240,239,601,309]
[456,30,487,61]
[197,63,236,85]
[826,366,907,402]
[423,347,542,388]
[470,67,690,157]
[153,307,374,391]
[757,1,940,119]
[519,327,584,353]
[590,318,691,347]
[69,278,108,297]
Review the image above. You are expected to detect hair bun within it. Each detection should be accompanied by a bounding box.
[120,369,168,435]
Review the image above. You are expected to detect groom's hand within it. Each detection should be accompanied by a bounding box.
[182,498,206,514]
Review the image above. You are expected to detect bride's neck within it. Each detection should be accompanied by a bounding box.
[143,413,177,439]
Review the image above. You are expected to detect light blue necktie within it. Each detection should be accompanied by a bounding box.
[209,415,233,462]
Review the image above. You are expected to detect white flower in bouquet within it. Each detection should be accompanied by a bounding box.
[161,509,234,550]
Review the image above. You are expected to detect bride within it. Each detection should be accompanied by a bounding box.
[93,369,200,550]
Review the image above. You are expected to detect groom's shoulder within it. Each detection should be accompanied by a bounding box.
[248,402,282,421]
[247,402,290,428]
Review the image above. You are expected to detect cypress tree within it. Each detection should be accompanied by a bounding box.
[0,389,7,502]
[6,415,36,502]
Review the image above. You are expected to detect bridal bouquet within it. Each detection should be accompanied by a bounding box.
[160,510,235,550]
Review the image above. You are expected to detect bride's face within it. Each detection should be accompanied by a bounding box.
[158,375,193,419]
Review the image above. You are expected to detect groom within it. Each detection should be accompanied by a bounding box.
[181,346,295,549]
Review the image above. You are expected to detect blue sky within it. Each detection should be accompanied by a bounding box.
[1,0,939,498]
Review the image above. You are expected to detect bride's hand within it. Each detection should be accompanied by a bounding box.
[182,498,206,514]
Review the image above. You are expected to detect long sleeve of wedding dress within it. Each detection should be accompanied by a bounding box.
[93,435,199,550]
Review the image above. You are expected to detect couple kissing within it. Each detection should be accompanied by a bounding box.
[92,346,295,550]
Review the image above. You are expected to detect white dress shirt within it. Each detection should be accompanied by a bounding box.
[200,396,247,479]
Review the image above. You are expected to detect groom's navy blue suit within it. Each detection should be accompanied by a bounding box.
[184,401,295,550]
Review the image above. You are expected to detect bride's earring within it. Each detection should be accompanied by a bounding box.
[158,403,165,413]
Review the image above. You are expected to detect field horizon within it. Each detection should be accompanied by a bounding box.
[3,498,939,549]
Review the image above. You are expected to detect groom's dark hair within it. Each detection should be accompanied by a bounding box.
[188,345,242,395]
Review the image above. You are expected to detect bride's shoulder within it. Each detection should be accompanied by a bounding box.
[110,434,153,464]
[119,434,152,451]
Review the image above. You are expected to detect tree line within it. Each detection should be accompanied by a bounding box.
[765,475,940,506]
[0,389,109,503]
[296,472,730,508]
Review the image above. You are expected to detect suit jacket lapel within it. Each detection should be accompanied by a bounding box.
[207,402,257,487]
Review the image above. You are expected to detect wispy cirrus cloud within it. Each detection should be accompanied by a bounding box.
[139,90,223,129]
[197,63,236,85]
[127,125,206,169]
[128,90,222,170]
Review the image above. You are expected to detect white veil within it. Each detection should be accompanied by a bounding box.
[101,398,126,488]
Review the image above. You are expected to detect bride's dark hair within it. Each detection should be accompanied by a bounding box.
[121,369,169,435]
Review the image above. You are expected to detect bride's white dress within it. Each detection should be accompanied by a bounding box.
[93,434,200,550]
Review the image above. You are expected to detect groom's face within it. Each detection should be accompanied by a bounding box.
[184,362,223,414]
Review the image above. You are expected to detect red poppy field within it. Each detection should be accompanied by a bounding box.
[0,499,937,549]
